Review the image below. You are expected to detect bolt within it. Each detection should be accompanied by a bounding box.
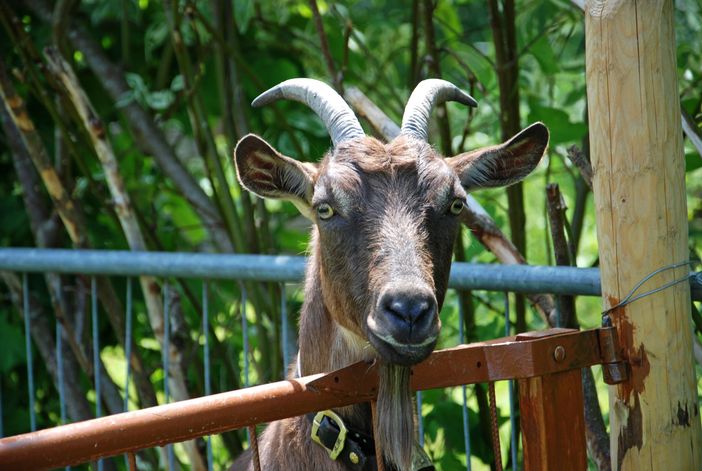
[553,345,566,362]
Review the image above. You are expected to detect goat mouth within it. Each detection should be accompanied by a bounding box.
[366,328,437,366]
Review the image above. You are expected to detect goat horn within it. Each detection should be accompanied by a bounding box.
[400,79,477,142]
[252,78,365,147]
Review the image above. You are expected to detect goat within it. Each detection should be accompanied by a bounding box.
[232,78,548,470]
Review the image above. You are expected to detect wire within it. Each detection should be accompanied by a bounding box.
[602,260,697,321]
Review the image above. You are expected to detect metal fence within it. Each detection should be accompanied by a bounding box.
[0,248,697,470]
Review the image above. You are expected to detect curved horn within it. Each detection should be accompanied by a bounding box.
[400,79,477,141]
[252,78,365,147]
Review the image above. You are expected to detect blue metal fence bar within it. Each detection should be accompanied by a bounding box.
[458,292,472,471]
[90,277,103,471]
[22,273,36,432]
[162,283,174,471]
[240,284,250,445]
[505,293,517,470]
[202,281,213,471]
[0,249,609,296]
[123,278,133,470]
[56,321,70,471]
[241,285,250,389]
[281,283,289,375]
[0,376,3,438]
[56,322,66,424]
[124,278,133,414]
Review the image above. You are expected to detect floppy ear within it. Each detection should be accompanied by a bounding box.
[234,134,318,219]
[446,122,549,191]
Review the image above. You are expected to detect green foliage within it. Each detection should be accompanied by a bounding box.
[0,0,701,470]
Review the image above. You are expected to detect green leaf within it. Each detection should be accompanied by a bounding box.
[235,0,255,34]
[530,36,559,75]
[0,316,26,374]
[686,151,702,173]
[528,100,587,145]
[146,90,175,110]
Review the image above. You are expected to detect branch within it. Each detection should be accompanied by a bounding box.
[344,86,401,139]
[0,53,159,410]
[682,109,702,159]
[546,183,610,471]
[567,145,593,189]
[309,0,342,92]
[0,272,94,423]
[2,271,125,419]
[51,0,75,47]
[546,183,576,327]
[422,0,452,155]
[44,46,206,470]
[24,0,233,253]
[582,368,611,471]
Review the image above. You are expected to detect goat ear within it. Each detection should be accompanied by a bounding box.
[447,122,549,190]
[234,134,318,219]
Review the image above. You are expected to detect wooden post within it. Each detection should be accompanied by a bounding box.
[519,369,587,470]
[585,1,702,470]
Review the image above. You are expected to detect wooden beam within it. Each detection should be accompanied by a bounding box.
[585,1,702,469]
[519,369,586,470]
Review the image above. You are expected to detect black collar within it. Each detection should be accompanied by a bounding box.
[298,351,434,471]
[306,409,377,470]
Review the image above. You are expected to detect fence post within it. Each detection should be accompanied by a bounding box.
[518,369,586,470]
[585,1,702,469]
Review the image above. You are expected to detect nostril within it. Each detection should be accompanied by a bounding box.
[382,292,436,326]
[384,298,410,323]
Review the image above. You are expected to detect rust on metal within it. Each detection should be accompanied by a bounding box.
[597,326,629,385]
[0,327,625,470]
[311,328,605,397]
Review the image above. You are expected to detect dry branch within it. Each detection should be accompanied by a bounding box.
[344,86,401,139]
[0,53,159,411]
[567,145,593,189]
[682,110,702,159]
[546,183,611,470]
[24,0,233,253]
[44,46,206,471]
[1,272,93,423]
[546,183,576,327]
[309,0,342,92]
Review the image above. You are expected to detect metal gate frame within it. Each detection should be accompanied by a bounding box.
[0,326,627,470]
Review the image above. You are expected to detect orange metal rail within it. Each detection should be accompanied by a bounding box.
[0,327,626,470]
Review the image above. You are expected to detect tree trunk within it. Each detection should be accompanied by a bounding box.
[586,1,702,469]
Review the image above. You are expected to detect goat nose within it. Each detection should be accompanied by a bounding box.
[380,289,437,332]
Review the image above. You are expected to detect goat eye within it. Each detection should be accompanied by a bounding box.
[449,198,464,215]
[317,203,335,220]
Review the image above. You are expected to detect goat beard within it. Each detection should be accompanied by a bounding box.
[377,362,414,470]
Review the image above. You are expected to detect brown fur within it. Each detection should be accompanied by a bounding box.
[233,125,548,470]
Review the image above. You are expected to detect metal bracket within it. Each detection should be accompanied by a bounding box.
[597,326,628,384]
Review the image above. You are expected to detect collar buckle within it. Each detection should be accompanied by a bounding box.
[310,410,347,460]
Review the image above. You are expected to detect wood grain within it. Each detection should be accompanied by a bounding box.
[585,1,702,469]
